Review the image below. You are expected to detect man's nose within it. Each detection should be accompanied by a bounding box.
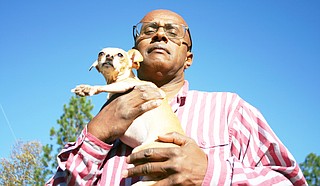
[151,27,168,43]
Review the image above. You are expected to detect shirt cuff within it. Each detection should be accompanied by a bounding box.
[79,130,113,163]
[58,125,114,168]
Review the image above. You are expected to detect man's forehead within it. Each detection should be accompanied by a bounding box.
[140,11,187,25]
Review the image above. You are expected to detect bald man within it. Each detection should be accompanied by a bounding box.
[47,9,306,185]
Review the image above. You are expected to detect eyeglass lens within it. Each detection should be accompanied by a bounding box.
[136,22,186,39]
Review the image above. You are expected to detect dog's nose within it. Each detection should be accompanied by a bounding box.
[105,54,114,61]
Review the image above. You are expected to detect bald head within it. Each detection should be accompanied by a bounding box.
[140,9,189,27]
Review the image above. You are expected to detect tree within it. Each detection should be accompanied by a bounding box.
[299,153,320,186]
[0,140,43,185]
[35,96,94,184]
[51,95,94,152]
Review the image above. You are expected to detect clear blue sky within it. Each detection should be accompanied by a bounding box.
[0,1,319,164]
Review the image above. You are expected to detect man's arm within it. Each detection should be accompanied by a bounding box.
[219,100,307,185]
[46,84,165,185]
[46,127,112,185]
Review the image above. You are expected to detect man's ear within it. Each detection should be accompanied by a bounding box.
[184,51,193,70]
[127,49,143,69]
[89,60,100,72]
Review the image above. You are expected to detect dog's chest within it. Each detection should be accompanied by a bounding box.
[119,106,165,148]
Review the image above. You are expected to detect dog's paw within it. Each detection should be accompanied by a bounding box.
[71,84,97,96]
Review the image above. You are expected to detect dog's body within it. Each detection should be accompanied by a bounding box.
[72,47,185,185]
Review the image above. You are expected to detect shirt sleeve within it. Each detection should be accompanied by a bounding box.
[203,96,307,185]
[46,126,113,186]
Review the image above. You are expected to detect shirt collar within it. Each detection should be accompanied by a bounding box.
[169,80,189,112]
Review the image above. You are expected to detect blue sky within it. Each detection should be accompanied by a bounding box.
[0,1,319,164]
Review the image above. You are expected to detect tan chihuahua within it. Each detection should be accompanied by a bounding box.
[72,47,185,185]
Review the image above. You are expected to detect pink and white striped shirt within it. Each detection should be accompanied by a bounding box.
[47,81,306,185]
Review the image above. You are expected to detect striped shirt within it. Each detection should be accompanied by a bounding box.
[47,81,306,185]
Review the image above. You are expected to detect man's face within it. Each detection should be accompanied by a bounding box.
[134,10,193,84]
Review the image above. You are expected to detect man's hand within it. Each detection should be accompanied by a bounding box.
[123,132,208,186]
[87,84,165,143]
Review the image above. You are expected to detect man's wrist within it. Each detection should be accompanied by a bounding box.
[87,117,115,144]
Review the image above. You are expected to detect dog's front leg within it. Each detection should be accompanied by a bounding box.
[96,81,137,94]
[71,84,102,96]
[71,81,140,97]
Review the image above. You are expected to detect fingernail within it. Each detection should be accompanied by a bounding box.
[159,90,166,98]
[121,170,128,178]
[136,85,145,91]
[154,99,162,106]
[127,164,134,168]
[141,92,148,99]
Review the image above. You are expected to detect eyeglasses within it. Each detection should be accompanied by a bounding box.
[133,22,192,51]
[133,22,189,39]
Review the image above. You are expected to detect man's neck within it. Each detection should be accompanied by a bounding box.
[138,71,185,100]
[159,78,185,101]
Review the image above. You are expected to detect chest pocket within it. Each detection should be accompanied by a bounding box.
[194,129,230,160]
[189,127,230,150]
[197,138,229,150]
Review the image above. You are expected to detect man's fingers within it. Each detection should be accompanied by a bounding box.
[135,84,166,99]
[127,148,174,165]
[123,161,174,179]
[157,132,191,146]
[140,99,162,112]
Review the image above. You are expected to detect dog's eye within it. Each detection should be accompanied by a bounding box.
[117,53,124,57]
[98,52,105,57]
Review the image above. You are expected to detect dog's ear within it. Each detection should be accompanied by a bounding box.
[127,49,143,69]
[89,60,100,72]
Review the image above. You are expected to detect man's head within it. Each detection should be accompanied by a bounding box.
[133,9,193,87]
[133,9,192,52]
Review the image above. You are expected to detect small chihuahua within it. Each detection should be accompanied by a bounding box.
[72,47,185,185]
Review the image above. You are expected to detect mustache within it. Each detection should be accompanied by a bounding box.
[147,45,170,54]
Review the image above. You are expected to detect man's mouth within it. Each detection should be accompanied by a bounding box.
[147,45,170,54]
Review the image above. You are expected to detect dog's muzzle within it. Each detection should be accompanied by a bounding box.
[102,60,113,67]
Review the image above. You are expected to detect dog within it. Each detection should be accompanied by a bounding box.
[72,47,185,185]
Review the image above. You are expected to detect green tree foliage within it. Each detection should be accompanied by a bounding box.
[0,140,43,185]
[33,143,53,186]
[51,96,94,152]
[299,153,320,186]
[35,96,94,184]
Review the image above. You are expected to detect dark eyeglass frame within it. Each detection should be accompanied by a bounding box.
[133,22,193,52]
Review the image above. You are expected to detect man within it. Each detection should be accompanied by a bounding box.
[47,9,306,185]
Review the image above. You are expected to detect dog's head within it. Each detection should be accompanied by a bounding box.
[89,48,143,84]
